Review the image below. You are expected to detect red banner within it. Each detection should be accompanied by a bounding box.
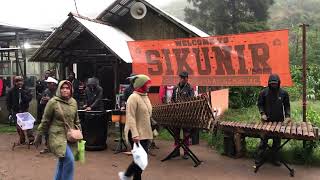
[128,30,292,86]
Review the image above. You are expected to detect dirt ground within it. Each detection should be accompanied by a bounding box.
[0,133,319,180]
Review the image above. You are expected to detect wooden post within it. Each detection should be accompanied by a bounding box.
[300,23,309,148]
[300,24,309,123]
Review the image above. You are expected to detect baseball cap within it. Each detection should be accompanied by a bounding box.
[45,77,58,84]
[179,71,189,78]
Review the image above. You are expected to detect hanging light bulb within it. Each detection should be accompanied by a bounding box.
[23,42,31,49]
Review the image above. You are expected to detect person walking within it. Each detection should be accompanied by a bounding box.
[34,80,81,180]
[119,74,153,180]
[6,76,34,144]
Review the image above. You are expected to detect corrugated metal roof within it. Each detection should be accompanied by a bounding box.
[29,15,134,63]
[96,0,209,37]
[74,17,134,63]
[0,23,51,42]
[28,16,83,62]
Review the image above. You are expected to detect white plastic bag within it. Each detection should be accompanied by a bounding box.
[131,142,148,170]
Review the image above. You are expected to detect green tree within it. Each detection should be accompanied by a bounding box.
[269,0,320,29]
[269,0,320,65]
[184,0,275,108]
[289,27,320,65]
[185,0,274,35]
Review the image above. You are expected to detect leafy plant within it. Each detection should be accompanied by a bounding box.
[229,87,261,109]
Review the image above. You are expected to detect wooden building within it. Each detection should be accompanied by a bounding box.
[29,0,208,108]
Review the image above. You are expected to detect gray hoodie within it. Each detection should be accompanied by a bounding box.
[85,78,104,111]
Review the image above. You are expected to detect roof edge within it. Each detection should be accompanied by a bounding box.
[95,0,208,37]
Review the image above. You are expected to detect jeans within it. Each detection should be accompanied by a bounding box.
[125,140,150,180]
[54,144,74,180]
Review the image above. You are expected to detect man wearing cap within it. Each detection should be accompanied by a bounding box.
[171,71,195,159]
[255,74,291,166]
[40,77,58,105]
[6,76,34,144]
[83,77,104,111]
[38,77,58,153]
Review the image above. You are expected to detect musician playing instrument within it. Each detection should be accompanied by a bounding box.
[171,71,195,160]
[255,74,291,166]
[83,77,104,111]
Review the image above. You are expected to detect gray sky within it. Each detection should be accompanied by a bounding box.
[0,0,173,30]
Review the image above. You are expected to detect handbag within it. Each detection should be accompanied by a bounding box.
[57,102,83,143]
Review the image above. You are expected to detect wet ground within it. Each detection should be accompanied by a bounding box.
[0,133,319,180]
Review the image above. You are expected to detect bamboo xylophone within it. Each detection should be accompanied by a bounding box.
[219,121,320,141]
[152,96,215,130]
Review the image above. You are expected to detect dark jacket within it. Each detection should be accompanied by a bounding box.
[123,84,134,102]
[172,82,194,102]
[71,78,80,101]
[40,88,56,105]
[6,86,32,113]
[36,79,47,101]
[258,74,290,122]
[85,78,104,111]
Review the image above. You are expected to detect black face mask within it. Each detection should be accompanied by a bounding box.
[269,85,279,92]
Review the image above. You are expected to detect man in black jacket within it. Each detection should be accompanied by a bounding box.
[36,70,50,123]
[83,77,104,111]
[123,74,136,102]
[255,74,291,166]
[68,71,80,102]
[6,76,34,144]
[171,71,195,159]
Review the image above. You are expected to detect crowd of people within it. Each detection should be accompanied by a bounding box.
[5,70,106,180]
[4,69,291,180]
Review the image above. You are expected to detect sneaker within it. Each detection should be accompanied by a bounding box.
[182,154,189,160]
[40,148,50,154]
[118,172,130,180]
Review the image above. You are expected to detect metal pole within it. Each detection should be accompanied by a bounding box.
[22,38,27,78]
[113,58,119,109]
[300,24,309,123]
[15,32,20,76]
